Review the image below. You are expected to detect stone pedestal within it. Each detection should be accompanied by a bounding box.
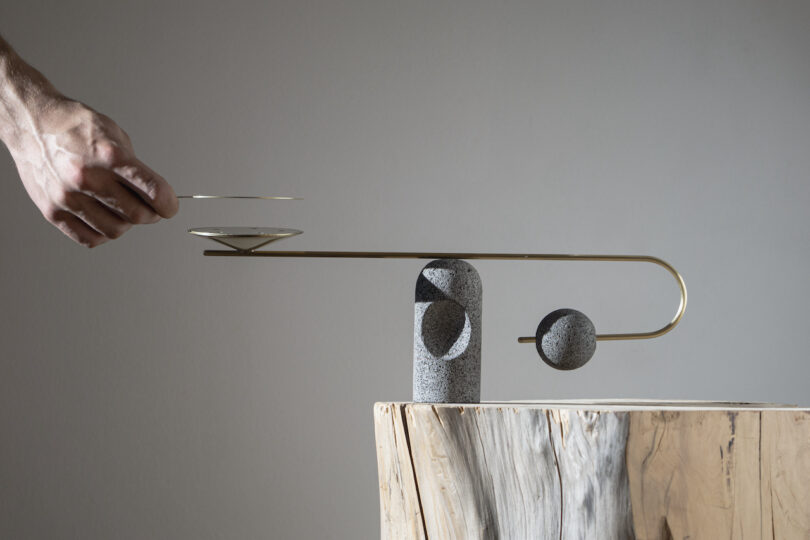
[412,259,482,403]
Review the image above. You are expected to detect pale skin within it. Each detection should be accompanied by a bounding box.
[0,35,177,247]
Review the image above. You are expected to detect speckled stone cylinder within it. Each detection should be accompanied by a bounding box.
[413,259,482,403]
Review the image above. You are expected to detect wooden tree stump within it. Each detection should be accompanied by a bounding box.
[374,401,810,539]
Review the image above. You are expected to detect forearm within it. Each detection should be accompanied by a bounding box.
[0,35,63,152]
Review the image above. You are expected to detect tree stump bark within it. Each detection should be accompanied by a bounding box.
[374,401,810,539]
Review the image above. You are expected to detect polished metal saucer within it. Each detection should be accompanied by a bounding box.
[188,227,302,252]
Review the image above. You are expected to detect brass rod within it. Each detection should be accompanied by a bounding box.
[203,249,687,342]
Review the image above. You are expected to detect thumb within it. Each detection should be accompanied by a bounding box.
[113,159,179,218]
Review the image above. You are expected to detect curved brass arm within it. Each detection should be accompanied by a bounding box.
[203,250,687,343]
[513,255,687,342]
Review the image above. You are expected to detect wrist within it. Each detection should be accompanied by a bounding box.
[0,41,64,153]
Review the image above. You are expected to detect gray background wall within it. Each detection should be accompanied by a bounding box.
[1,1,808,538]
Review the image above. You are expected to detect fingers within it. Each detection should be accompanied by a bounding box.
[113,159,178,218]
[50,158,172,248]
[49,209,108,248]
[61,192,133,240]
[79,168,160,224]
[21,101,178,247]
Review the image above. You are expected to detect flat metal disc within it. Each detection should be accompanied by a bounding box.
[178,195,301,200]
[189,227,302,252]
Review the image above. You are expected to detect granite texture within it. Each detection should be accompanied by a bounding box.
[413,259,482,403]
[535,308,596,370]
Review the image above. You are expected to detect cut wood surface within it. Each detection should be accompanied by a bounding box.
[374,401,810,540]
[374,404,426,540]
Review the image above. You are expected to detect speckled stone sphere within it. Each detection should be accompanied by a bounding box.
[535,309,596,370]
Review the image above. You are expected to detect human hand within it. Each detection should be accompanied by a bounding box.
[7,97,179,248]
[0,38,178,247]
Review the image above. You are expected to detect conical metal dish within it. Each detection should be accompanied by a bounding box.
[189,227,302,252]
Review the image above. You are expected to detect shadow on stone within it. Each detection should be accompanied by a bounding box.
[422,300,468,357]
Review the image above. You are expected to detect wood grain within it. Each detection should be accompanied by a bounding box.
[547,409,634,539]
[761,410,810,539]
[373,403,426,539]
[405,405,561,539]
[627,410,763,538]
[378,404,632,539]
[375,402,810,539]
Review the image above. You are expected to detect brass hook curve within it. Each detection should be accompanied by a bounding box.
[202,250,687,343]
